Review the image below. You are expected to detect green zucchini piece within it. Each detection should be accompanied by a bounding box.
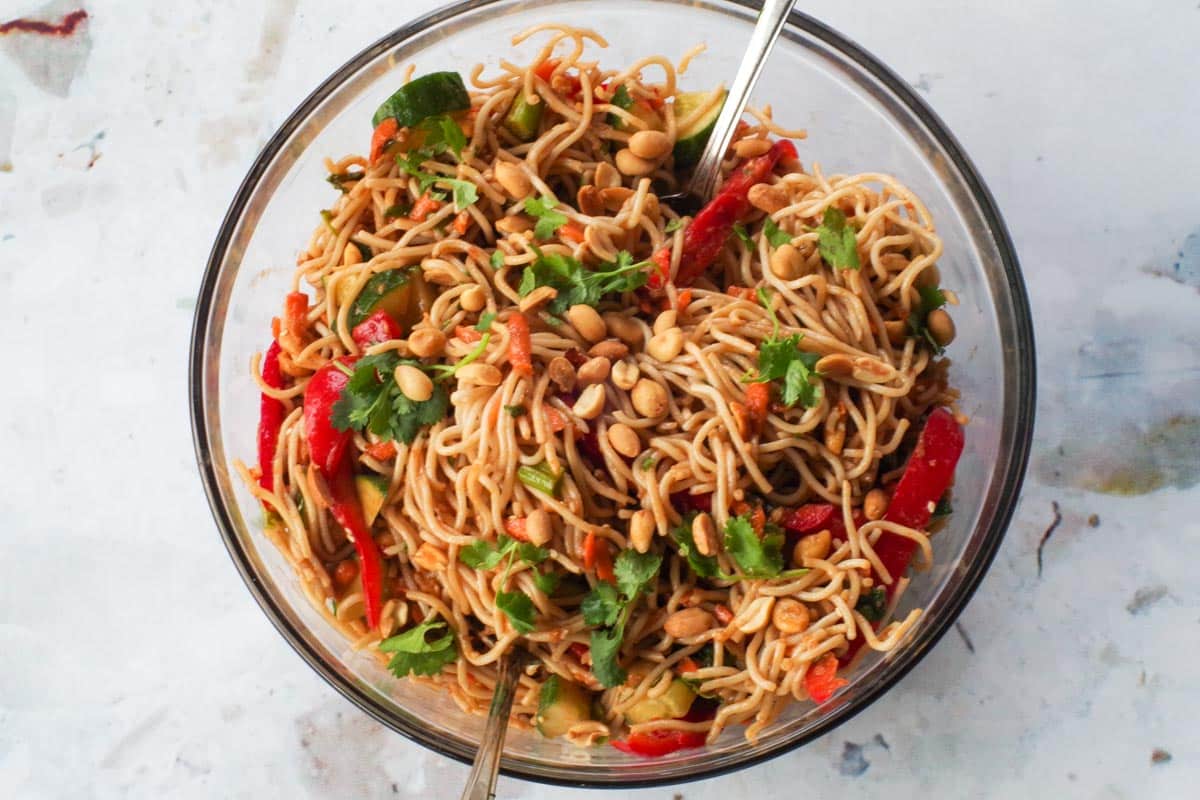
[672,88,727,168]
[372,72,471,129]
[504,92,544,141]
[346,269,413,329]
[535,675,592,738]
[354,475,389,525]
[623,679,696,724]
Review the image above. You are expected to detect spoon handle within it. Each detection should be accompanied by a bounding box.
[459,653,523,800]
[687,0,794,200]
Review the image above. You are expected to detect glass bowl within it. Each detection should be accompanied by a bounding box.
[189,0,1034,788]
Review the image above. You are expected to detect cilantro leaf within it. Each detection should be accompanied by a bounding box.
[855,586,888,623]
[489,251,505,269]
[515,541,550,565]
[763,218,793,248]
[723,515,786,578]
[443,178,478,211]
[672,513,720,578]
[640,454,657,471]
[417,114,467,158]
[496,589,537,633]
[589,625,627,688]
[524,195,569,240]
[533,570,561,595]
[613,550,662,600]
[611,84,634,111]
[331,353,450,444]
[384,203,411,218]
[326,170,364,193]
[815,207,860,269]
[380,620,457,677]
[459,540,507,570]
[750,291,822,409]
[781,351,821,408]
[664,218,683,233]
[732,222,754,247]
[475,311,496,332]
[518,248,648,314]
[504,404,527,417]
[581,582,622,627]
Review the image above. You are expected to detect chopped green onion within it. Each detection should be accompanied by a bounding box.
[518,462,562,497]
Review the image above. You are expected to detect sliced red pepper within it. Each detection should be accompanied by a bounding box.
[256,340,288,497]
[612,728,706,757]
[534,59,581,96]
[302,357,357,476]
[507,311,533,377]
[351,309,403,349]
[670,491,713,514]
[648,139,796,289]
[804,653,848,704]
[364,440,397,461]
[781,503,836,534]
[327,457,385,629]
[874,408,964,596]
[370,117,399,164]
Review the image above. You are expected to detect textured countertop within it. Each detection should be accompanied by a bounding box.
[2,1,1198,797]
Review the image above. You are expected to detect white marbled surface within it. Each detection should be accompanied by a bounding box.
[2,0,1199,797]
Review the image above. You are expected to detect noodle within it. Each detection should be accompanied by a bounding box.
[236,25,962,751]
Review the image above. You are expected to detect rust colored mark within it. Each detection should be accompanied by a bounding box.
[0,9,88,36]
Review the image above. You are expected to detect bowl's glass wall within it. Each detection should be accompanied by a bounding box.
[194,0,1031,785]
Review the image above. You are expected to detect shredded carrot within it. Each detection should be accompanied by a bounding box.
[679,657,700,674]
[410,192,441,222]
[271,316,281,340]
[543,404,567,432]
[559,221,585,244]
[453,209,471,235]
[507,312,533,377]
[744,381,770,433]
[504,516,530,542]
[280,292,308,352]
[364,441,397,461]
[804,654,848,704]
[455,325,483,343]
[370,118,398,164]
[676,288,692,313]
[583,532,615,582]
[726,285,757,301]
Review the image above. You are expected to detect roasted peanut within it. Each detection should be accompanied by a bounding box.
[525,509,553,546]
[770,243,806,280]
[457,362,503,386]
[573,384,606,419]
[600,186,634,211]
[460,284,487,312]
[518,285,558,312]
[576,356,611,386]
[815,353,854,379]
[607,422,641,458]
[394,364,433,402]
[548,356,576,392]
[628,129,672,160]
[631,378,669,418]
[494,161,532,199]
[653,309,677,335]
[588,339,630,360]
[691,513,719,556]
[407,327,446,358]
[577,184,604,216]
[629,508,655,553]
[664,607,715,639]
[615,148,655,176]
[566,304,607,343]
[747,182,789,214]
[646,328,684,362]
[864,488,889,521]
[772,598,810,634]
[794,529,832,564]
[594,161,620,188]
[733,138,772,158]
[602,313,643,348]
[611,360,640,390]
[926,309,956,346]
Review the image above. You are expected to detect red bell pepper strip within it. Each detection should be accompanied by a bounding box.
[507,312,533,377]
[874,408,964,597]
[351,309,403,349]
[648,139,796,289]
[256,340,288,496]
[804,653,848,704]
[612,728,707,757]
[743,381,770,434]
[302,357,357,476]
[370,117,399,164]
[583,531,615,583]
[327,456,385,629]
[670,491,712,514]
[781,503,836,535]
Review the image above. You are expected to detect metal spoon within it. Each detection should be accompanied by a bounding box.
[667,0,794,212]
[459,649,528,800]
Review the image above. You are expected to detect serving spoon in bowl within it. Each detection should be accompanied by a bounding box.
[665,0,794,214]
[458,5,794,797]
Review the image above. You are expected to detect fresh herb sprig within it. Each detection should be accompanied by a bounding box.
[459,534,551,633]
[518,248,648,315]
[749,288,821,409]
[581,549,663,687]
[331,354,449,444]
[523,195,569,240]
[907,285,948,353]
[394,114,479,211]
[672,512,809,582]
[381,620,458,677]
[814,207,860,269]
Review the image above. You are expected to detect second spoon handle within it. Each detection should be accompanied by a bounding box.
[687,0,794,200]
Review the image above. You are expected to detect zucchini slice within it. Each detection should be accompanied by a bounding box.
[372,72,471,129]
[345,269,414,329]
[623,679,696,724]
[535,675,592,738]
[672,88,727,168]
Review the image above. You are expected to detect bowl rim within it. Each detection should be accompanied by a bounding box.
[189,0,1035,788]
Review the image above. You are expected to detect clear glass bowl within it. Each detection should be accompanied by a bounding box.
[189,0,1034,787]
